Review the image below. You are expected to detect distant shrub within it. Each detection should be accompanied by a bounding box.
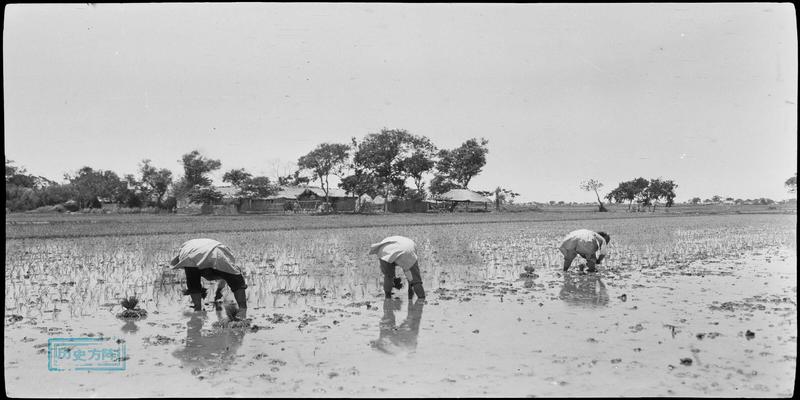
[63,200,79,212]
[502,204,543,213]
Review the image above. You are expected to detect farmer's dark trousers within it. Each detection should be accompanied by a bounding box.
[184,267,247,294]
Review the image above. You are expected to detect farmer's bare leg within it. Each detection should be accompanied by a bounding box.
[380,260,396,298]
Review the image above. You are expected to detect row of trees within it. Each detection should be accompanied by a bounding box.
[5,128,492,212]
[687,196,776,205]
[576,172,796,213]
[576,177,678,212]
[6,157,180,212]
[296,129,490,203]
[604,177,678,212]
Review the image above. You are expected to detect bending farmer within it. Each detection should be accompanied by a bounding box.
[559,229,611,273]
[369,236,426,299]
[169,238,248,318]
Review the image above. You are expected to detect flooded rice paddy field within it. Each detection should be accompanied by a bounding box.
[5,213,797,397]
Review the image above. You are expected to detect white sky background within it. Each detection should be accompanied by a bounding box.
[3,3,797,203]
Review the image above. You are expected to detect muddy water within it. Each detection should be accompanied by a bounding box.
[5,245,795,397]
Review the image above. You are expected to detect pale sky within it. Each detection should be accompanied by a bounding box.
[4,3,797,202]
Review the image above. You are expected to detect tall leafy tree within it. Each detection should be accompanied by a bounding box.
[222,168,278,201]
[339,170,379,198]
[178,150,222,205]
[435,138,489,189]
[644,178,678,211]
[398,136,437,197]
[222,168,253,188]
[66,166,127,208]
[187,187,224,205]
[297,143,351,203]
[238,176,279,198]
[180,150,222,188]
[277,170,311,186]
[352,129,435,199]
[428,175,461,197]
[605,177,649,211]
[138,159,173,208]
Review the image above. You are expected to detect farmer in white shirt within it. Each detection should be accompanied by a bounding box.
[559,229,611,273]
[169,238,248,317]
[369,236,426,299]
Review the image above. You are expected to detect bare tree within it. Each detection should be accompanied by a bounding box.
[580,179,607,212]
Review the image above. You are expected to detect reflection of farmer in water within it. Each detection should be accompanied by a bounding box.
[559,229,611,273]
[371,298,425,354]
[369,236,426,299]
[558,274,610,307]
[169,238,248,318]
[172,310,246,373]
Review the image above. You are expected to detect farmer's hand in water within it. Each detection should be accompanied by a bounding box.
[214,289,224,302]
[393,277,403,290]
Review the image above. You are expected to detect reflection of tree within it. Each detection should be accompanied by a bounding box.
[558,274,609,308]
[370,299,424,355]
[172,309,246,374]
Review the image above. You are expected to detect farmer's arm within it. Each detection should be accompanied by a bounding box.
[578,239,602,272]
[214,270,248,319]
[595,239,608,264]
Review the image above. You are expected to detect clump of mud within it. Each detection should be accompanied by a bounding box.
[265,313,293,324]
[213,319,251,329]
[144,334,176,346]
[116,296,148,321]
[271,287,330,297]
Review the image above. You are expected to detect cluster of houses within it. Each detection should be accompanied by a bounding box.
[177,186,494,215]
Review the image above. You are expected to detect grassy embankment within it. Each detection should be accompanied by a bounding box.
[5,203,795,239]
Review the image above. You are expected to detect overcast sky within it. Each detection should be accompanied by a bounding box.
[4,3,797,202]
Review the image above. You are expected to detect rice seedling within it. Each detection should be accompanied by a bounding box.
[116,295,147,320]
[120,295,140,310]
[3,213,795,329]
